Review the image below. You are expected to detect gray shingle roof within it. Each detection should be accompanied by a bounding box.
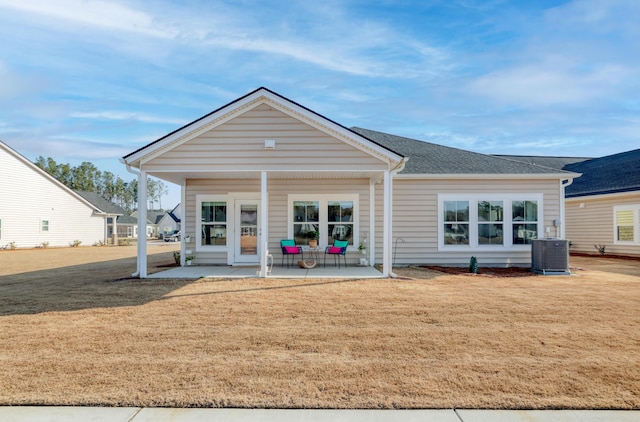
[350,127,573,175]
[563,149,640,198]
[493,155,591,170]
[73,190,125,215]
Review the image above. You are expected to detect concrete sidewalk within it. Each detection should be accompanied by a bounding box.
[0,407,638,421]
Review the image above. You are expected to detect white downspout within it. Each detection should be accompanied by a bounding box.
[121,159,147,278]
[384,158,408,278]
[560,178,575,240]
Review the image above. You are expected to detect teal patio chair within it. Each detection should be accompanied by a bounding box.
[324,239,348,268]
[280,239,303,268]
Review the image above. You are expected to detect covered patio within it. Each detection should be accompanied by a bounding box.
[122,88,405,279]
[147,264,385,279]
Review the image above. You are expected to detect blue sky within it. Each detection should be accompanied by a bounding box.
[0,0,638,207]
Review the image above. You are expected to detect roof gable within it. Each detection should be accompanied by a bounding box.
[0,141,104,213]
[564,148,640,197]
[123,87,403,168]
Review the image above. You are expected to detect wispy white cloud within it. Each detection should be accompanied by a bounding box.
[70,111,187,126]
[468,61,629,106]
[0,0,177,38]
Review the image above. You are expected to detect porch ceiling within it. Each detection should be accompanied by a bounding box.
[148,170,385,185]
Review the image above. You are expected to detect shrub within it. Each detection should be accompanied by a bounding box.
[70,240,82,247]
[594,244,606,255]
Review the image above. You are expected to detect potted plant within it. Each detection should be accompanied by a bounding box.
[185,255,195,266]
[307,230,320,248]
[358,242,367,254]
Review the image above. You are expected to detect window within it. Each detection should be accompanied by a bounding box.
[41,220,49,232]
[293,201,319,245]
[289,195,358,248]
[444,201,469,245]
[512,200,538,245]
[200,200,227,247]
[439,194,542,249]
[328,201,354,245]
[478,201,504,245]
[614,205,640,244]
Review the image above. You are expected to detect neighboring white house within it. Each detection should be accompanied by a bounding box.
[121,87,579,277]
[0,141,110,248]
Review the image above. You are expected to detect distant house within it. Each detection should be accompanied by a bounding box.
[0,141,109,248]
[157,203,182,238]
[563,149,640,257]
[121,87,579,277]
[131,210,165,238]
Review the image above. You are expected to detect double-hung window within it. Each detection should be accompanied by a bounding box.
[289,194,358,248]
[614,205,640,244]
[440,194,541,249]
[197,196,227,249]
[41,220,49,232]
[512,200,538,245]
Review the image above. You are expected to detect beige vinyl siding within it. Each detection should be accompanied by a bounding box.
[185,178,371,265]
[0,147,105,248]
[566,193,640,257]
[375,178,563,267]
[145,104,387,173]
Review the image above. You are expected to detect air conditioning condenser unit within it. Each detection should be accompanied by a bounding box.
[531,239,570,275]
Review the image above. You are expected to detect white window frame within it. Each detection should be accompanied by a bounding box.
[40,219,50,233]
[288,194,359,251]
[196,194,229,252]
[438,193,543,251]
[613,204,640,245]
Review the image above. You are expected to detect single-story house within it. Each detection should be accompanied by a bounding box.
[563,149,640,257]
[157,203,182,238]
[0,141,110,248]
[121,87,579,277]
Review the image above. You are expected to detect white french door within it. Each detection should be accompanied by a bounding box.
[234,200,260,263]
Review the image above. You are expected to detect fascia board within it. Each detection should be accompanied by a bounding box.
[565,190,640,202]
[395,172,581,180]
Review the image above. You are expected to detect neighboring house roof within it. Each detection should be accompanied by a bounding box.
[563,149,640,198]
[167,211,181,223]
[149,211,165,225]
[351,127,576,176]
[73,190,125,215]
[492,155,591,170]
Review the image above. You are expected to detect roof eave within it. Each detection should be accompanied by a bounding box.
[395,172,581,180]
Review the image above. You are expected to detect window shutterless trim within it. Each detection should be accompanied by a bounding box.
[438,193,543,251]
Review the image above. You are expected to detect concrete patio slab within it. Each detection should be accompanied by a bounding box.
[147,264,384,279]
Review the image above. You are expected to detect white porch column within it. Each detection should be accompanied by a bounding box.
[259,171,269,277]
[112,215,118,245]
[382,170,391,277]
[137,170,148,278]
[369,179,376,266]
[180,182,186,266]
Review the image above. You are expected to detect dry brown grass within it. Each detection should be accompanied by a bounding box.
[0,246,639,409]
